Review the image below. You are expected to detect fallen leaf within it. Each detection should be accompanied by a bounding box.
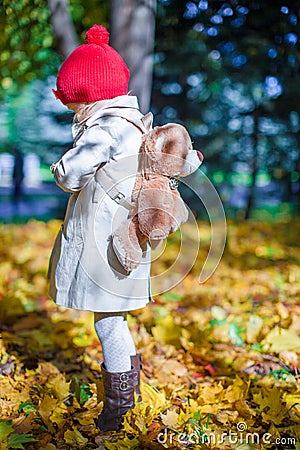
[49,402,68,429]
[160,409,179,428]
[38,395,57,431]
[0,422,13,442]
[7,433,36,449]
[46,374,70,401]
[252,386,286,424]
[63,428,88,447]
[140,382,168,411]
[246,315,264,344]
[261,327,300,353]
[223,375,250,403]
[1,219,300,447]
[39,445,57,450]
[152,315,182,345]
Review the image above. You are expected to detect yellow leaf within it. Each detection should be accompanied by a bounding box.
[152,315,182,345]
[252,386,285,424]
[103,436,140,450]
[235,400,256,420]
[215,409,239,425]
[133,413,147,433]
[64,428,88,447]
[122,415,139,435]
[283,393,300,423]
[38,395,57,431]
[46,374,70,401]
[223,376,250,403]
[124,401,159,433]
[140,382,168,411]
[279,350,299,368]
[246,315,264,343]
[49,402,68,429]
[283,392,300,409]
[200,402,226,414]
[74,404,102,426]
[261,327,300,353]
[103,443,117,450]
[200,382,224,404]
[160,409,179,428]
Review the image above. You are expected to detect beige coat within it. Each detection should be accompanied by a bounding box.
[48,95,152,312]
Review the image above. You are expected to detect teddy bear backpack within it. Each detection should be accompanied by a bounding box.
[97,111,203,272]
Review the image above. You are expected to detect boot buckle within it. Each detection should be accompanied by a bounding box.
[119,373,129,391]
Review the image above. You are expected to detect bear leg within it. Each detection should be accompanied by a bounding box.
[112,217,145,272]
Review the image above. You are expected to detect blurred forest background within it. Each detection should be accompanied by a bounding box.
[1,0,299,222]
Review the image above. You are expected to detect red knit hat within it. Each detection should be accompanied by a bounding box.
[53,25,130,104]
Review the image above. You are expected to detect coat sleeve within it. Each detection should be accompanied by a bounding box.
[52,124,114,192]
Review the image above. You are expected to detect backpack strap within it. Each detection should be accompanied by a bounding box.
[100,109,153,134]
[93,111,153,207]
[94,167,132,210]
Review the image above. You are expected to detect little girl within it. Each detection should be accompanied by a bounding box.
[48,24,151,432]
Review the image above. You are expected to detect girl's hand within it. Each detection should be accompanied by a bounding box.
[50,163,57,174]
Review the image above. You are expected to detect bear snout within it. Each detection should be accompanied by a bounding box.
[196,150,204,162]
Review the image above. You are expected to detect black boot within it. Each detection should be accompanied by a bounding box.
[130,354,142,402]
[95,363,136,432]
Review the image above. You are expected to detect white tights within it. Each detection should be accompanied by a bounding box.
[94,312,136,373]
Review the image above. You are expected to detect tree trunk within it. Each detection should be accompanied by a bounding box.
[295,135,300,214]
[47,0,78,59]
[244,111,259,220]
[282,171,293,203]
[110,0,156,113]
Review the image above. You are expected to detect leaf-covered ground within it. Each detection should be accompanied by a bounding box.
[1,219,300,450]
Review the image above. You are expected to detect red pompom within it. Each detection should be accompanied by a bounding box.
[85,24,109,45]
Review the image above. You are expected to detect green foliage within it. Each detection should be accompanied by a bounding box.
[1,0,56,93]
[69,0,109,37]
[0,421,14,442]
[0,421,36,449]
[0,0,109,97]
[74,377,93,406]
[7,433,36,449]
[18,401,37,414]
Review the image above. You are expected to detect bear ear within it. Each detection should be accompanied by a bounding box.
[145,130,165,161]
[154,132,165,152]
[141,112,153,132]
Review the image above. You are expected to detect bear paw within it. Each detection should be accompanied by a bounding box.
[112,235,143,272]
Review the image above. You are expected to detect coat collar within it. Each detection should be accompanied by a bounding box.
[72,95,140,140]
